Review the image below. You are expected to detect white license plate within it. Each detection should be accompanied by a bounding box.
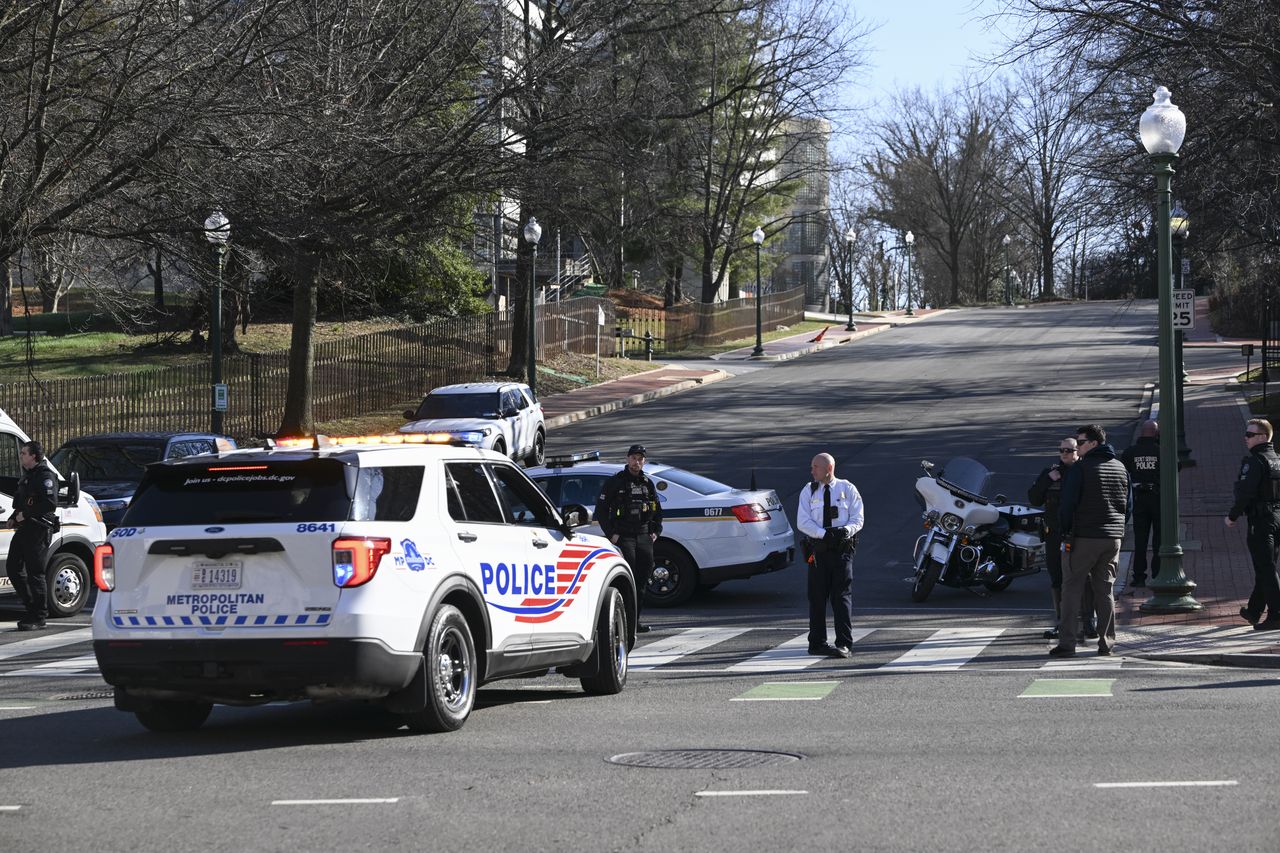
[191,561,242,590]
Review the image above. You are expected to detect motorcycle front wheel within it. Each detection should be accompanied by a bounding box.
[911,557,943,602]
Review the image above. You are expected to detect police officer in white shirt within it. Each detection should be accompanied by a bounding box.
[796,453,865,658]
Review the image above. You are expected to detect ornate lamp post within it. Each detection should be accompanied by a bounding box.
[845,228,858,331]
[904,230,916,317]
[751,226,766,357]
[1139,86,1201,613]
[203,210,231,434]
[1171,202,1193,465]
[523,216,543,396]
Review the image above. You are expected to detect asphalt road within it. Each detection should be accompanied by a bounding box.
[2,301,1277,852]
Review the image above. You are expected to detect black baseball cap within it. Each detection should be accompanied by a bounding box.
[626,444,647,457]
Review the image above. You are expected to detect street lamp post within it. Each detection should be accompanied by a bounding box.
[1171,202,1194,466]
[523,216,542,397]
[845,229,858,331]
[1139,86,1201,613]
[904,231,915,317]
[1002,234,1013,306]
[752,226,766,357]
[203,210,230,434]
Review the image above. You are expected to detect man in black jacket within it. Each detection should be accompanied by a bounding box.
[1051,424,1129,658]
[596,444,663,634]
[1225,418,1280,631]
[1121,420,1161,586]
[1028,437,1081,640]
[7,440,59,631]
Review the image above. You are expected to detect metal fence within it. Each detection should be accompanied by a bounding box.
[0,289,804,447]
[0,297,617,449]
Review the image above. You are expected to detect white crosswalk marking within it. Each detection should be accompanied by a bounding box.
[727,629,876,673]
[879,628,1005,672]
[628,627,749,671]
[1040,654,1123,671]
[3,654,99,678]
[0,628,92,662]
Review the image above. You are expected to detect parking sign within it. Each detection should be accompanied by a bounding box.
[1172,289,1195,330]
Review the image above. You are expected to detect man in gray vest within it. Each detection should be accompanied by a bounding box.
[1050,424,1129,658]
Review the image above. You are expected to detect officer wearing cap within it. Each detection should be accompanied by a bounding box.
[1226,418,1280,631]
[1121,420,1161,586]
[596,444,663,633]
[8,440,59,631]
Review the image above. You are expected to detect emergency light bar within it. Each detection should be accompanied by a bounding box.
[544,450,602,468]
[268,432,484,449]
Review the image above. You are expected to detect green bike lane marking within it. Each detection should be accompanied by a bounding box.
[731,681,839,701]
[1020,678,1115,698]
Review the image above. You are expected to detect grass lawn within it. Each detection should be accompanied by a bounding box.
[662,319,834,359]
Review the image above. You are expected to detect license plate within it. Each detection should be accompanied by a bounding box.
[191,561,242,590]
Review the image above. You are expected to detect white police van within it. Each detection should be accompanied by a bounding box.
[0,408,108,617]
[91,434,635,733]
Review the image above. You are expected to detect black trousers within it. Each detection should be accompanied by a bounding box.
[807,543,853,648]
[616,533,654,621]
[1131,491,1161,581]
[1245,511,1280,620]
[8,525,51,620]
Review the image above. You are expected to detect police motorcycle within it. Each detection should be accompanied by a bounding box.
[910,457,1046,602]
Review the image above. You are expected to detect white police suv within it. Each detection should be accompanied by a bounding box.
[91,434,634,733]
[400,382,546,466]
[526,452,795,607]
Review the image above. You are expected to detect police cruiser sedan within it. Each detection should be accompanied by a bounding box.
[91,434,635,734]
[526,452,795,607]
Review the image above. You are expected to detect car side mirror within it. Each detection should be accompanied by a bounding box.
[403,409,416,420]
[920,460,934,472]
[58,472,80,508]
[994,493,1007,504]
[560,503,591,530]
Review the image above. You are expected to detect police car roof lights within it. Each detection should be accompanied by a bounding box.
[544,450,603,468]
[270,432,484,450]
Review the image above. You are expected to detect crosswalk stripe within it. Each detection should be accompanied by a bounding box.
[726,629,876,673]
[2,654,99,678]
[1040,655,1123,671]
[628,627,749,671]
[0,628,92,662]
[879,628,1005,672]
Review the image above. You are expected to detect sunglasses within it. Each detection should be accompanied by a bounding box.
[1246,431,1265,438]
[1058,448,1076,454]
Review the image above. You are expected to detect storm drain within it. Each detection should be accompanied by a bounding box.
[53,690,114,701]
[607,749,803,770]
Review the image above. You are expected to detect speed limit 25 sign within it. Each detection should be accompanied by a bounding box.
[1172,289,1195,330]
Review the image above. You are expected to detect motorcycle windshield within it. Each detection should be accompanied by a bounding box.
[935,457,994,503]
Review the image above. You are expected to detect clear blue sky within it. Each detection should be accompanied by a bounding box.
[853,0,1007,102]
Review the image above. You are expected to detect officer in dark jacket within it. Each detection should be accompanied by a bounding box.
[1028,437,1080,640]
[596,444,663,633]
[1121,420,1161,586]
[1225,419,1280,631]
[8,440,59,631]
[1051,424,1129,658]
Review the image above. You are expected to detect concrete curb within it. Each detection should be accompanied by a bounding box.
[544,369,731,429]
[1135,652,1280,669]
[752,323,893,362]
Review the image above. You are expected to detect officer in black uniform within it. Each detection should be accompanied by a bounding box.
[1226,419,1280,631]
[8,440,59,631]
[1121,420,1161,586]
[596,444,662,633]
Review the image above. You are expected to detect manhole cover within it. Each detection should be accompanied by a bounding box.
[53,690,114,701]
[607,749,803,769]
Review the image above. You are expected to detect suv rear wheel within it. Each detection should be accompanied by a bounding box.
[525,429,545,467]
[46,552,91,617]
[403,604,476,733]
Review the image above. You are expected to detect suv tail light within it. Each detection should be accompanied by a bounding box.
[730,503,770,523]
[332,537,392,588]
[94,543,115,591]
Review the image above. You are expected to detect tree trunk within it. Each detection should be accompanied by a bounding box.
[506,227,532,379]
[0,255,12,337]
[277,253,320,437]
[152,245,164,310]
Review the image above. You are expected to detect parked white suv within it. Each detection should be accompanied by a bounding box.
[91,436,634,733]
[0,408,108,617]
[401,382,546,466]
